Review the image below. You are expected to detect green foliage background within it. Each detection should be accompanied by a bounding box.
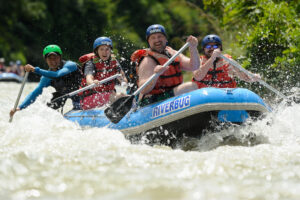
[0,0,299,90]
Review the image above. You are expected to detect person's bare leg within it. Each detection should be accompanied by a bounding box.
[173,82,198,96]
[109,91,125,103]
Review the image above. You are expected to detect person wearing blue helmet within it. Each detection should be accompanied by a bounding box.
[78,36,127,110]
[10,44,82,118]
[192,34,261,88]
[15,60,25,77]
[145,24,167,42]
[130,24,200,106]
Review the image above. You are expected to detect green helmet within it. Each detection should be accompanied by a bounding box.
[43,44,62,57]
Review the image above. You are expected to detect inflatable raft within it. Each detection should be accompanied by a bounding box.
[0,73,24,83]
[64,88,271,145]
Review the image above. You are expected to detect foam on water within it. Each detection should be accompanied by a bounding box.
[1,82,300,200]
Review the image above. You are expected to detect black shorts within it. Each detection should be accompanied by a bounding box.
[139,90,175,107]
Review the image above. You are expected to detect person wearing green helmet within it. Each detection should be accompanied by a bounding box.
[10,44,82,118]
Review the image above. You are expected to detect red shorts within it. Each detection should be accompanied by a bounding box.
[80,92,111,110]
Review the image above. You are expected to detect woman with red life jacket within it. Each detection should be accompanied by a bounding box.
[131,24,200,106]
[192,34,261,88]
[79,37,126,110]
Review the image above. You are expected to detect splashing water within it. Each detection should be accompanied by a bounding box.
[1,82,300,200]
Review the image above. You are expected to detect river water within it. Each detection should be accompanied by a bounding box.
[1,82,300,200]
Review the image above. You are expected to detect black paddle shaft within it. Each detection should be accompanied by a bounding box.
[104,95,135,123]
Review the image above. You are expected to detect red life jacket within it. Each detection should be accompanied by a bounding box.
[193,54,237,88]
[130,46,183,95]
[78,53,119,97]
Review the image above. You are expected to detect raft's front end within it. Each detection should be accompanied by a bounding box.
[65,88,270,141]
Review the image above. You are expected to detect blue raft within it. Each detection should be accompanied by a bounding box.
[64,88,271,143]
[0,72,24,83]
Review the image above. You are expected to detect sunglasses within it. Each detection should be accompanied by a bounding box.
[205,44,219,49]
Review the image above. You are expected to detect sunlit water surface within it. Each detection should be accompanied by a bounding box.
[1,82,300,200]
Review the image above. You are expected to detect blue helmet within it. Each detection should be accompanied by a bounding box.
[201,34,222,48]
[16,60,22,66]
[93,37,113,51]
[146,24,167,41]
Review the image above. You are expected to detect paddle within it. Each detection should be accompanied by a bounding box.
[105,42,190,124]
[219,54,288,100]
[9,71,29,122]
[51,74,122,103]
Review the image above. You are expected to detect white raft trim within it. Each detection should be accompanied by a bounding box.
[120,102,269,136]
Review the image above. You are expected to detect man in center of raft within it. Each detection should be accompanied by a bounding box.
[131,24,199,106]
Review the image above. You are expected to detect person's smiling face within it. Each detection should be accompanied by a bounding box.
[148,33,167,53]
[46,54,61,71]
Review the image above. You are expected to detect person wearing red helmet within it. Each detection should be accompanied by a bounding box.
[78,37,127,110]
[193,34,261,88]
[131,24,200,106]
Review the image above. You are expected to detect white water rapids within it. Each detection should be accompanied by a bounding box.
[1,82,300,200]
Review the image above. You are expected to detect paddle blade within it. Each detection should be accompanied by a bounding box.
[104,95,135,123]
